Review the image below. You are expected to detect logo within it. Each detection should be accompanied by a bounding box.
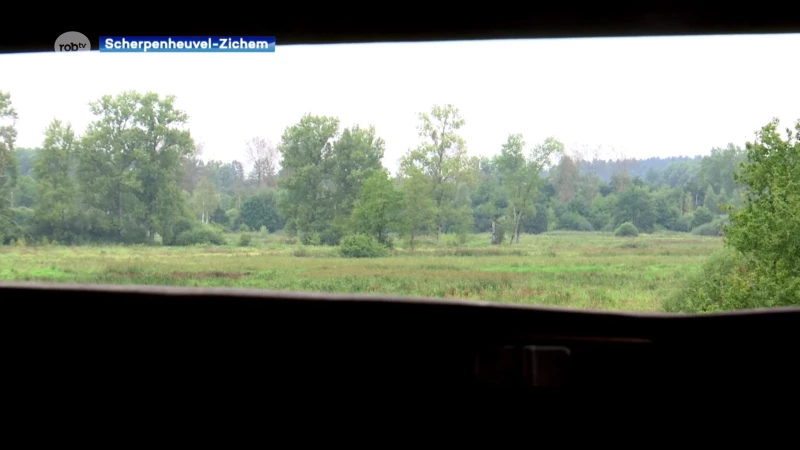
[55,31,91,52]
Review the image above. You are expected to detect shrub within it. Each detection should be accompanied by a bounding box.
[691,206,714,228]
[174,226,226,246]
[558,212,595,232]
[377,234,395,249]
[614,222,639,237]
[339,234,388,258]
[588,211,612,232]
[283,220,297,237]
[238,233,252,247]
[664,248,800,313]
[293,247,310,257]
[663,249,745,313]
[301,232,321,246]
[493,220,506,245]
[319,228,343,246]
[672,215,693,232]
[692,220,725,236]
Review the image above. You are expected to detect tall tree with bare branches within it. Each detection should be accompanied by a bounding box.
[246,137,278,188]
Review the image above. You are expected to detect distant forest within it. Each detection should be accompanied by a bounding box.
[1,92,741,247]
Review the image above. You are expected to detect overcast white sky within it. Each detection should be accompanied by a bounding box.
[1,34,799,173]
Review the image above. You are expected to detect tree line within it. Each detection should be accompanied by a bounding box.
[0,90,746,248]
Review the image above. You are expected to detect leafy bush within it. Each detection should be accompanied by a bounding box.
[174,226,226,246]
[339,234,388,258]
[692,220,725,236]
[558,212,595,232]
[293,247,310,257]
[210,207,228,226]
[614,222,639,237]
[664,248,799,312]
[664,249,745,313]
[238,233,252,247]
[283,220,297,237]
[523,203,549,234]
[664,248,800,313]
[301,232,321,246]
[672,215,693,232]
[239,192,284,233]
[207,223,227,234]
[691,206,714,228]
[493,219,506,245]
[319,228,343,246]
[588,211,612,232]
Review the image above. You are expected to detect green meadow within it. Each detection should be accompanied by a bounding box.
[0,231,722,312]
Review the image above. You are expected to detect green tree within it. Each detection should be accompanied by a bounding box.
[683,191,695,215]
[11,175,36,208]
[330,125,386,219]
[725,118,800,304]
[277,114,340,238]
[471,158,507,242]
[613,186,656,233]
[351,169,402,245]
[704,185,719,213]
[0,91,18,240]
[400,104,471,242]
[397,167,437,249]
[79,91,195,243]
[667,119,800,313]
[134,92,196,242]
[192,178,220,224]
[652,188,682,231]
[691,206,714,228]
[240,191,283,233]
[79,91,142,241]
[495,134,559,244]
[32,120,79,242]
[550,153,579,205]
[698,144,746,196]
[523,200,550,235]
[9,147,39,209]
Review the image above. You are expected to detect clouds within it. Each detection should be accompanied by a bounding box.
[1,34,798,174]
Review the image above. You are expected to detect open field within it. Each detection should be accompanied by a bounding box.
[0,231,722,311]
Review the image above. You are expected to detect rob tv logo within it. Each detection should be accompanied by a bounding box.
[54,31,91,52]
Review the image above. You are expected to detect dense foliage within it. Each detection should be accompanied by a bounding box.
[666,119,800,312]
[2,89,796,311]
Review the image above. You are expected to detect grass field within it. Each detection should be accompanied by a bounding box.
[0,231,722,312]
